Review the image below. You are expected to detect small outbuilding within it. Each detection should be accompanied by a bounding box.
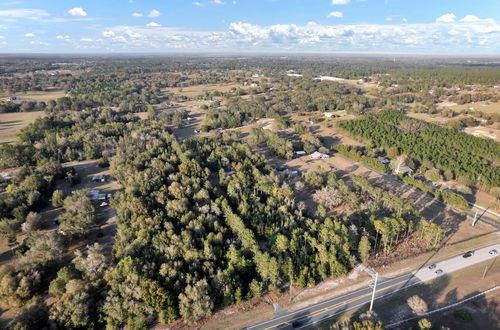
[310,151,330,160]
[394,164,413,175]
[295,150,306,156]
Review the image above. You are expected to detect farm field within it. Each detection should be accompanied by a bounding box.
[0,111,44,143]
[1,90,66,102]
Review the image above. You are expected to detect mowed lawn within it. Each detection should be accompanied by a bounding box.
[2,90,67,103]
[0,111,44,143]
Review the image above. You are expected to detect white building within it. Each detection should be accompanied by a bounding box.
[313,76,344,81]
[394,164,413,175]
[310,151,330,160]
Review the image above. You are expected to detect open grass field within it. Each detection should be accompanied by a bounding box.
[0,111,44,143]
[169,83,245,98]
[447,101,500,115]
[1,90,66,102]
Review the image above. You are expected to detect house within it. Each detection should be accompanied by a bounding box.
[493,85,500,89]
[294,150,306,156]
[377,157,390,164]
[310,151,329,160]
[325,110,346,118]
[287,73,303,77]
[394,164,413,175]
[252,74,260,78]
[313,76,344,81]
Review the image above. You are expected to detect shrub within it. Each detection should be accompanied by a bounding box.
[98,157,109,167]
[52,190,65,208]
[407,295,428,315]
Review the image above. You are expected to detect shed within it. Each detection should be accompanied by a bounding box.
[310,151,329,160]
[394,164,413,174]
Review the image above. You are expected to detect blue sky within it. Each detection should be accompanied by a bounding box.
[0,0,499,53]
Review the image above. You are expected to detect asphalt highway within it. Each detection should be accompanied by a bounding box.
[245,243,500,330]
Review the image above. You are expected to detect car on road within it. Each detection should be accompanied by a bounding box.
[462,251,475,258]
[435,269,444,275]
[489,249,497,256]
[428,264,436,270]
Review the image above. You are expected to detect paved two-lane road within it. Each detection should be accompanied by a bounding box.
[245,243,500,330]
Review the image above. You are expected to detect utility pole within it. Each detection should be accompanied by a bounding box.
[472,211,479,226]
[369,272,378,311]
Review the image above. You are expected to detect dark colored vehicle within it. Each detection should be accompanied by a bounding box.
[462,251,475,258]
[428,264,437,270]
[435,269,443,275]
[489,249,497,256]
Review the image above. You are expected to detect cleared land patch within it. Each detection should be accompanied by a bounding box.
[0,111,45,143]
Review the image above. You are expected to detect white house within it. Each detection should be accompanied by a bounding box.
[294,150,306,156]
[310,151,329,160]
[287,73,303,77]
[313,76,344,81]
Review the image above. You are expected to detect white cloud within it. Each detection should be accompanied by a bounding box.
[95,17,500,53]
[0,9,48,19]
[23,32,35,37]
[148,9,160,18]
[102,30,115,37]
[461,15,480,22]
[80,37,93,42]
[132,12,143,17]
[328,11,343,18]
[460,15,494,23]
[31,40,49,46]
[193,0,226,6]
[146,22,161,27]
[68,7,87,17]
[436,13,456,23]
[332,0,350,4]
[56,35,71,41]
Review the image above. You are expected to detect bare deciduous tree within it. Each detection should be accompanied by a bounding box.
[407,295,428,315]
[313,187,343,209]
